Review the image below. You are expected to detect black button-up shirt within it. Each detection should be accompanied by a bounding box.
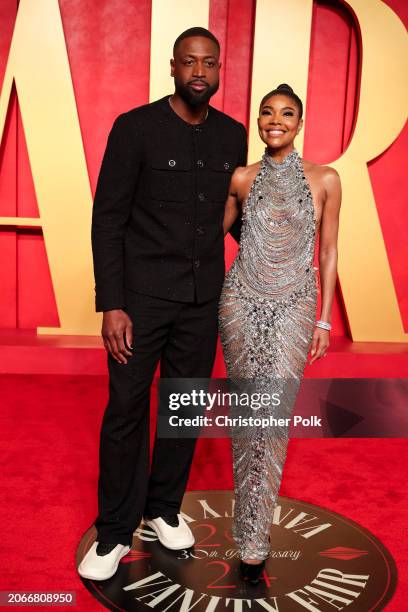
[91,95,247,311]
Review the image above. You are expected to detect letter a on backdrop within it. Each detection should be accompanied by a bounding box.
[0,0,97,334]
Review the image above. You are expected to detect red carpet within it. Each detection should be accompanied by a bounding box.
[0,374,406,610]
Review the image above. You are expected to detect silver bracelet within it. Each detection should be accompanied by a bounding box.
[316,320,331,331]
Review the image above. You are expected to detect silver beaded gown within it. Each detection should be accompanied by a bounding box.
[219,149,318,560]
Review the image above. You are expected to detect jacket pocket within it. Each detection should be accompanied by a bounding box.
[149,154,192,202]
[207,156,234,202]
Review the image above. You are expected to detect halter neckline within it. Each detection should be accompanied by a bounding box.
[263,148,300,170]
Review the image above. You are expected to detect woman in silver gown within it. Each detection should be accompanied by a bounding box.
[219,84,341,583]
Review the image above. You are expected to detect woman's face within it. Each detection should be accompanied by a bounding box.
[258,94,303,150]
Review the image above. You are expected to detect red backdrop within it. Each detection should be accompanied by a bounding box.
[0,0,407,337]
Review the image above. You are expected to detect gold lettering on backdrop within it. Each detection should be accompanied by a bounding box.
[0,0,407,340]
[333,0,408,341]
[0,0,97,334]
[0,0,210,335]
[250,0,408,341]
[249,0,313,161]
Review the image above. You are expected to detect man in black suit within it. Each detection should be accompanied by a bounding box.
[78,27,247,581]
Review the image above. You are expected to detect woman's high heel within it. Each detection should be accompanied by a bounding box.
[239,559,265,586]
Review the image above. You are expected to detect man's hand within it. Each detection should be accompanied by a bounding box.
[102,309,133,364]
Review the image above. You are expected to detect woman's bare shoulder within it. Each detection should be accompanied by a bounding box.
[302,159,340,190]
[303,159,339,179]
[233,161,261,180]
[231,161,261,199]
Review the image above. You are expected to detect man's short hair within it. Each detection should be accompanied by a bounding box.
[173,27,220,56]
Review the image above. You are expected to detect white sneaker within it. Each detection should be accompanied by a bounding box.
[78,542,131,580]
[144,514,195,550]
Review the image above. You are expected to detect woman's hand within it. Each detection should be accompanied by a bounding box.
[309,328,329,365]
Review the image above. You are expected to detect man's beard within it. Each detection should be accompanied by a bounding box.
[175,78,219,107]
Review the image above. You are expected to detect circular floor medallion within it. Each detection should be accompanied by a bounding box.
[77,492,396,611]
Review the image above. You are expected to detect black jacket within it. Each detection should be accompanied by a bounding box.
[91,95,248,311]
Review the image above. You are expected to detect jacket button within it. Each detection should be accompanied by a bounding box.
[196,227,205,236]
[198,193,205,201]
[194,259,200,269]
[168,159,176,167]
[224,162,230,170]
[197,159,204,168]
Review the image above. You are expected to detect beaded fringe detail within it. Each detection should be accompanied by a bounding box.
[219,149,317,560]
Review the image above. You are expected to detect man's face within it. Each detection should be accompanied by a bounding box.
[171,36,221,106]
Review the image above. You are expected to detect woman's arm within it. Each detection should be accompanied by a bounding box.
[223,168,244,236]
[310,168,342,364]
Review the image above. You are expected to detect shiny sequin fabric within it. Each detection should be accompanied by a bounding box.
[219,148,318,560]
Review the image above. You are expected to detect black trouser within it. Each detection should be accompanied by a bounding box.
[94,290,219,546]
